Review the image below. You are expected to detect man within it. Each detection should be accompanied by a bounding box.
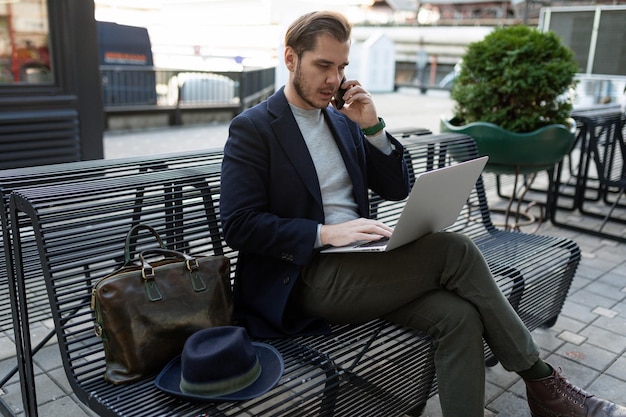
[220,10,626,417]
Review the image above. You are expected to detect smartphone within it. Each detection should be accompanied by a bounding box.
[334,77,347,109]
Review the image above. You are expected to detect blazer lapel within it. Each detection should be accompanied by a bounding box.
[268,91,324,212]
[266,89,369,218]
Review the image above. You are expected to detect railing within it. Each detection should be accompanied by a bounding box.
[100,66,276,125]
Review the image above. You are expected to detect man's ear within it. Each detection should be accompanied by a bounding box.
[284,47,297,72]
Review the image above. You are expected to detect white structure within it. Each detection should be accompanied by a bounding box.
[355,32,395,93]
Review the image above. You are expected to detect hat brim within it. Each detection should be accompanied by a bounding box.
[155,342,284,401]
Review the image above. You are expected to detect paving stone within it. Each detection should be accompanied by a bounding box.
[556,341,617,371]
[485,381,503,403]
[507,378,527,399]
[566,274,593,291]
[559,300,598,326]
[0,383,23,415]
[597,271,626,287]
[584,256,622,275]
[587,373,626,405]
[543,358,599,393]
[593,313,626,335]
[0,336,16,361]
[487,390,529,417]
[613,299,626,316]
[580,325,626,354]
[570,263,602,281]
[586,281,626,301]
[605,353,626,381]
[592,306,618,318]
[485,363,521,390]
[37,395,94,417]
[566,289,620,310]
[558,330,587,345]
[530,327,564,352]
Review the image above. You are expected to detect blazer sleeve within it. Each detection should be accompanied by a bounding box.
[364,132,410,202]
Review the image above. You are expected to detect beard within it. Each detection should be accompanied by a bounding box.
[292,61,327,109]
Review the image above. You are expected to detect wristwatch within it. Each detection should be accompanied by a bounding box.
[362,117,386,136]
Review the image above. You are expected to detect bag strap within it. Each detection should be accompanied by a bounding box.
[124,224,166,264]
[139,248,196,271]
[139,248,207,301]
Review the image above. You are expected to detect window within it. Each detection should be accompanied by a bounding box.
[0,0,52,84]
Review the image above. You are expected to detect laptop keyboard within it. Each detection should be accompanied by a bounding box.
[356,237,390,248]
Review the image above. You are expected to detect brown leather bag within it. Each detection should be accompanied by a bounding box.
[91,224,233,384]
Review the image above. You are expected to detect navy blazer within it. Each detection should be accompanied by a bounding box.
[220,88,410,338]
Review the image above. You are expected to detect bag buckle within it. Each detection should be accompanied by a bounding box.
[187,258,207,292]
[141,266,155,280]
[94,323,103,338]
[186,258,199,271]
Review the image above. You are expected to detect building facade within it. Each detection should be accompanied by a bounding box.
[0,0,103,169]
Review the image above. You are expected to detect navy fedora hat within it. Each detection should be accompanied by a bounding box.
[155,326,284,401]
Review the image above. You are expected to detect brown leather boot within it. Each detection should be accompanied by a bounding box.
[525,365,626,417]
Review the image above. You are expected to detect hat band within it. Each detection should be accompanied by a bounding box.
[179,358,262,397]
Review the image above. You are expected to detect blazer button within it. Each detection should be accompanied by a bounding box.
[283,276,291,285]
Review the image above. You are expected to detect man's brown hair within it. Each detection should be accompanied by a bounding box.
[284,11,352,57]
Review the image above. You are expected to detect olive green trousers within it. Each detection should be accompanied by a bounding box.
[293,232,540,417]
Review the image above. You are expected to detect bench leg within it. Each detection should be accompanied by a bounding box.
[280,339,340,416]
[541,316,559,328]
[404,401,428,416]
[540,240,580,329]
[317,353,340,416]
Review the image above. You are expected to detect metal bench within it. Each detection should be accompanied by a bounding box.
[2,132,581,416]
[0,150,224,416]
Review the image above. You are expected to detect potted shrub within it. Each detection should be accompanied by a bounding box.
[441,25,578,175]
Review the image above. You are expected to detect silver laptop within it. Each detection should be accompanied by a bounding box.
[320,156,488,253]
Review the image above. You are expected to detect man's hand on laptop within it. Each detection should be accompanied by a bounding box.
[320,218,393,247]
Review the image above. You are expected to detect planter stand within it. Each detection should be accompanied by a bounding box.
[490,170,544,232]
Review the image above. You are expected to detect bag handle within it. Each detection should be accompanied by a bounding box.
[124,224,166,264]
[139,248,207,301]
[139,248,197,272]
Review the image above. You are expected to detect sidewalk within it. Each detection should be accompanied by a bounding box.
[1,88,625,416]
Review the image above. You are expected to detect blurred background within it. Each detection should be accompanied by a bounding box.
[0,0,625,167]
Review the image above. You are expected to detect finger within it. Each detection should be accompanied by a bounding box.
[356,219,393,235]
[343,79,360,87]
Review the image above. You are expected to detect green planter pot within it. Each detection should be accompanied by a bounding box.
[440,117,576,175]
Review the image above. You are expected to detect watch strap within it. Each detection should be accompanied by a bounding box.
[362,117,386,136]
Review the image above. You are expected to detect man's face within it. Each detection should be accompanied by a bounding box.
[285,34,350,110]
